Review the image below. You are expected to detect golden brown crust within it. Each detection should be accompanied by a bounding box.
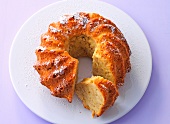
[34,48,78,102]
[96,41,125,86]
[86,15,131,65]
[34,12,131,103]
[40,33,65,50]
[95,79,119,117]
[100,34,131,73]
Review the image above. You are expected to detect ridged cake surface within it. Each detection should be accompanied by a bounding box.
[34,12,131,105]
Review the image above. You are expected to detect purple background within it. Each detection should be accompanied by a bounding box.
[0,0,170,123]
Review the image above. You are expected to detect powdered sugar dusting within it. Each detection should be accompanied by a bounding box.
[103,19,107,23]
[100,83,108,90]
[43,61,50,66]
[49,26,61,33]
[54,57,60,66]
[73,12,89,29]
[106,24,115,33]
[110,47,120,54]
[43,35,50,41]
[82,17,88,28]
[36,46,46,52]
[90,21,100,32]
[111,26,115,33]
[59,15,74,25]
[50,49,55,52]
[59,16,68,25]
[73,13,80,20]
[53,66,67,76]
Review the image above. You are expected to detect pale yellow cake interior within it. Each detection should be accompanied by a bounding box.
[68,35,115,85]
[76,77,104,117]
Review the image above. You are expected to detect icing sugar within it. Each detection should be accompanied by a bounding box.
[100,84,108,90]
[43,61,50,66]
[104,24,115,33]
[53,66,67,76]
[43,35,50,41]
[73,13,89,29]
[49,26,61,33]
[73,13,80,20]
[82,17,88,28]
[59,16,68,24]
[103,19,107,23]
[54,57,60,66]
[109,47,120,54]
[110,26,115,33]
[36,46,46,52]
[50,49,55,52]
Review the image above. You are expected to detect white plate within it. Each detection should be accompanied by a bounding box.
[9,0,152,123]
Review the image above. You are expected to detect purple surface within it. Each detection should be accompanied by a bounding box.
[0,0,170,123]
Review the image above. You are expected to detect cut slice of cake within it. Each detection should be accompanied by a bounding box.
[75,76,119,117]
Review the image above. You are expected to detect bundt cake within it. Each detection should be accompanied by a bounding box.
[34,12,131,105]
[75,76,119,117]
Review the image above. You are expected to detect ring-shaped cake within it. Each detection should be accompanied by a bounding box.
[34,12,131,117]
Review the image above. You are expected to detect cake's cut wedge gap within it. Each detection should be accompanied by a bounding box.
[77,57,93,82]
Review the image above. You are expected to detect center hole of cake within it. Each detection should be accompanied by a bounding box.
[77,57,93,82]
[68,35,96,83]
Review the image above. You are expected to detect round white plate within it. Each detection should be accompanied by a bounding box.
[9,0,152,123]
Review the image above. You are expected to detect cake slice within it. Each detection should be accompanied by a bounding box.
[75,76,119,117]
